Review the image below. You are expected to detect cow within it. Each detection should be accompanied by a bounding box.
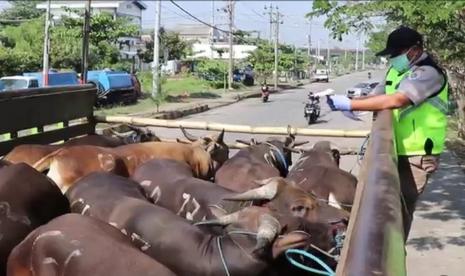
[132,159,349,226]
[66,174,331,276]
[287,141,357,211]
[32,138,225,193]
[7,214,176,276]
[178,127,229,172]
[3,124,159,166]
[215,135,306,192]
[0,163,69,275]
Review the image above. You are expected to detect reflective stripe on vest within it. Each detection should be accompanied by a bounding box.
[385,66,448,156]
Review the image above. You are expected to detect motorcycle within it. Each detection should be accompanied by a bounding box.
[261,85,270,103]
[304,93,321,124]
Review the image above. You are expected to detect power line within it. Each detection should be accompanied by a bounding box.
[169,0,230,34]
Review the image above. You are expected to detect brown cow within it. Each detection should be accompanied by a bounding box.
[33,141,220,193]
[132,159,349,226]
[215,135,304,192]
[66,174,324,276]
[0,163,69,275]
[4,125,159,166]
[7,214,176,276]
[287,141,357,211]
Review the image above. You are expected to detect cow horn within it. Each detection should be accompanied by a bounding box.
[194,211,240,226]
[180,126,198,142]
[284,146,301,154]
[254,214,281,252]
[176,138,191,144]
[223,180,279,201]
[216,129,225,143]
[236,139,251,145]
[109,128,134,138]
[293,141,309,147]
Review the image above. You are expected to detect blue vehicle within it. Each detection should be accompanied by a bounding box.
[87,69,137,104]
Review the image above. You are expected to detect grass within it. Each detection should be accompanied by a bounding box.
[95,73,252,116]
[446,116,465,162]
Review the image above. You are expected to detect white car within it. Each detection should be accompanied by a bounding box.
[312,69,329,82]
[346,82,379,98]
[0,76,39,92]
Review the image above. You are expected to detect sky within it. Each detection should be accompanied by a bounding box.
[144,1,367,50]
[0,0,368,49]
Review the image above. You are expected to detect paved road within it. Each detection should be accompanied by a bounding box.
[407,150,465,275]
[154,70,384,174]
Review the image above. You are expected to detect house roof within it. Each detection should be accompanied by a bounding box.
[37,0,146,10]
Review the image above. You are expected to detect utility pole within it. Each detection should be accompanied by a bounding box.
[152,0,161,98]
[263,3,273,42]
[227,0,235,90]
[42,0,51,86]
[355,38,359,71]
[273,7,282,90]
[362,39,366,70]
[326,37,330,69]
[81,0,91,84]
[210,1,215,59]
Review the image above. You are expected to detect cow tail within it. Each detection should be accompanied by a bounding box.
[32,149,61,172]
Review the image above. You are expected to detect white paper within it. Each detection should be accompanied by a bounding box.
[315,89,335,97]
[342,111,363,121]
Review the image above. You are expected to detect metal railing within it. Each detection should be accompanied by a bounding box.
[336,110,406,276]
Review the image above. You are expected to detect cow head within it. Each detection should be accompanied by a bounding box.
[197,206,335,260]
[223,177,349,227]
[110,124,160,144]
[309,141,340,167]
[180,127,229,172]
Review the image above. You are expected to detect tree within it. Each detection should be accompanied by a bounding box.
[0,0,42,20]
[138,28,192,64]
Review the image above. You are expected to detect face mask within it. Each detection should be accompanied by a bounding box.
[390,48,413,72]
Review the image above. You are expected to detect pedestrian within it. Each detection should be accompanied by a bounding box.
[327,26,448,239]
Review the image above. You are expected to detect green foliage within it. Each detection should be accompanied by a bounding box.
[0,12,139,76]
[195,59,227,82]
[138,28,192,63]
[0,0,42,20]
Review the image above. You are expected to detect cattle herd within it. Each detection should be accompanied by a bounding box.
[0,124,358,276]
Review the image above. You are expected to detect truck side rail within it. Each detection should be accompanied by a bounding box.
[0,85,96,156]
[336,110,406,276]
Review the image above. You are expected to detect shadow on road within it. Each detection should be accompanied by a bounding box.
[407,150,465,251]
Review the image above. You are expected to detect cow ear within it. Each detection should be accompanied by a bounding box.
[271,231,311,259]
[331,149,340,166]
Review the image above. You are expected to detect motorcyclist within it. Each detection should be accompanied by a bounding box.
[261,83,269,93]
[308,92,319,104]
[368,72,372,79]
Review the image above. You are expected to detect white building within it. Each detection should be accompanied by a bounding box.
[36,0,146,27]
[171,24,226,44]
[37,1,147,65]
[191,43,257,60]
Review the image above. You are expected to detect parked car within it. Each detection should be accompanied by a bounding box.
[311,69,329,82]
[0,71,79,92]
[346,81,379,98]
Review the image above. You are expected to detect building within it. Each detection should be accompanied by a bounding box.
[36,0,146,27]
[191,43,257,60]
[37,0,147,68]
[171,24,226,44]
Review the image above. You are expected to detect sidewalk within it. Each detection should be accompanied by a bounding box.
[406,149,465,276]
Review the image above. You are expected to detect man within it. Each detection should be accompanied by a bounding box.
[327,26,448,239]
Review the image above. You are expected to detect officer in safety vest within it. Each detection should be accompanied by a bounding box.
[327,26,448,239]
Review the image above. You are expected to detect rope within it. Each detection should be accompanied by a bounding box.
[349,134,370,174]
[285,249,336,276]
[216,236,231,276]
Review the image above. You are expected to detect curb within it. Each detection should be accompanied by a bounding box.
[128,87,286,121]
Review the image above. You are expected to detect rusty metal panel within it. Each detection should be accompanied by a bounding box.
[337,110,406,276]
